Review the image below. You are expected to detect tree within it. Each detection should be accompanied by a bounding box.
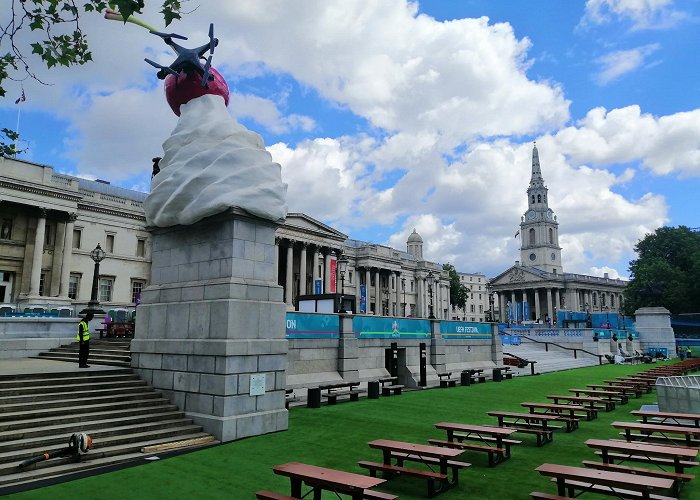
[443,263,471,311]
[1,1,183,155]
[624,226,700,315]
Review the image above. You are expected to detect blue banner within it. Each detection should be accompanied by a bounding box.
[314,279,322,295]
[353,316,430,339]
[441,321,491,339]
[523,302,529,321]
[508,302,514,322]
[360,285,367,313]
[285,312,340,339]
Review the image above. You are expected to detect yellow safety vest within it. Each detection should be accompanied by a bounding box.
[76,321,90,342]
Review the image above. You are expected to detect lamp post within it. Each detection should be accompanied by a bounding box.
[488,291,495,322]
[337,254,348,313]
[80,243,106,314]
[401,277,406,317]
[427,271,435,319]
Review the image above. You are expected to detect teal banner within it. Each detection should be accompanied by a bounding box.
[353,316,431,339]
[441,321,491,339]
[285,312,339,339]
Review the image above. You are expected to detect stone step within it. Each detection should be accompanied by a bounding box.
[38,351,131,362]
[50,347,131,357]
[0,425,204,466]
[0,390,162,414]
[0,398,173,423]
[0,373,138,390]
[0,432,214,484]
[0,404,179,433]
[0,410,187,443]
[0,369,131,383]
[0,379,146,397]
[30,355,131,368]
[0,417,195,453]
[0,385,155,406]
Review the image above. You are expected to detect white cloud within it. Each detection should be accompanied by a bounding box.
[582,0,687,30]
[594,44,660,85]
[229,93,316,134]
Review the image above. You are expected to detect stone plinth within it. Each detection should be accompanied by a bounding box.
[132,208,288,442]
[634,307,677,358]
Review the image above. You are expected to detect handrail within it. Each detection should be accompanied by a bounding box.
[503,351,537,376]
[519,335,605,365]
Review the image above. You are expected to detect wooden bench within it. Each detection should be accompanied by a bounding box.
[530,493,568,500]
[496,366,514,380]
[546,394,614,412]
[587,383,642,398]
[255,491,298,500]
[556,479,676,499]
[437,372,457,388]
[467,368,487,383]
[521,401,597,422]
[427,438,506,467]
[358,461,448,498]
[582,460,694,496]
[363,491,398,500]
[569,388,628,405]
[319,382,365,405]
[379,377,404,396]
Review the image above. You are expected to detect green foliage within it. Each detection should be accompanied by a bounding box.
[443,262,470,310]
[1,1,183,153]
[624,226,700,314]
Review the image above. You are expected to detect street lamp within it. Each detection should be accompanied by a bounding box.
[401,278,406,317]
[488,291,495,322]
[337,254,348,313]
[427,271,435,319]
[81,243,106,314]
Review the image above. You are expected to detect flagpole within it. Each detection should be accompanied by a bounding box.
[14,102,21,157]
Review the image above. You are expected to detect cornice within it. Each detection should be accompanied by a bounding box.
[77,203,146,222]
[0,178,82,203]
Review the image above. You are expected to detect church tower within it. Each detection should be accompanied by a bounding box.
[519,144,563,274]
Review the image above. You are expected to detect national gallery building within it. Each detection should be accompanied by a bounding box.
[0,156,490,322]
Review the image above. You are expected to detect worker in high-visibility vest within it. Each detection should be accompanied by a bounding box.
[77,312,94,368]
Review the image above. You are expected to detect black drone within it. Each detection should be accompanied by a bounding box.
[144,23,218,87]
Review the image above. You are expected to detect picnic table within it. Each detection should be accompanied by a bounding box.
[379,376,404,396]
[534,463,675,499]
[587,383,642,398]
[487,411,561,445]
[631,410,700,428]
[607,379,653,394]
[569,388,628,405]
[521,401,597,421]
[585,438,699,474]
[546,394,615,412]
[612,420,700,447]
[261,462,388,500]
[318,381,365,405]
[430,422,519,466]
[437,372,457,388]
[360,439,469,497]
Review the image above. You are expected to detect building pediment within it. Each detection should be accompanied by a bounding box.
[489,265,551,286]
[279,213,347,243]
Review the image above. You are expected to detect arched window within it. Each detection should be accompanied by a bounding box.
[611,295,615,307]
[529,228,536,245]
[592,293,597,307]
[537,194,541,203]
[548,228,553,244]
[601,294,607,307]
[531,195,535,204]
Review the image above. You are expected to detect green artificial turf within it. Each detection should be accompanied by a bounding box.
[8,362,698,499]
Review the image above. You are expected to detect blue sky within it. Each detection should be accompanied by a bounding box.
[2,0,699,279]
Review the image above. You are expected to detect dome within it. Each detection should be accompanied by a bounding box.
[407,229,423,243]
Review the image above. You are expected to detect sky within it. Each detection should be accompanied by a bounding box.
[2,0,700,280]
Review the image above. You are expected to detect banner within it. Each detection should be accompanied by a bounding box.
[330,258,337,293]
[353,316,430,339]
[285,312,340,339]
[360,285,367,313]
[523,301,530,321]
[314,279,322,295]
[441,321,491,339]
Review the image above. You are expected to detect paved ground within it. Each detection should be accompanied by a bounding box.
[0,358,122,376]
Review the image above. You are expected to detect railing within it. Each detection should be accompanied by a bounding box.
[519,334,605,365]
[503,351,537,375]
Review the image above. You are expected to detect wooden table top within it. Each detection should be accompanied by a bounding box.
[611,421,700,436]
[570,388,620,396]
[488,411,567,421]
[631,409,700,421]
[368,439,464,457]
[521,402,588,412]
[585,438,699,458]
[273,462,384,491]
[536,463,674,492]
[435,422,517,436]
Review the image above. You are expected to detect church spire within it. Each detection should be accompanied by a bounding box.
[529,142,544,189]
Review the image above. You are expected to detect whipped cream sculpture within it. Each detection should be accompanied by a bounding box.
[129,20,287,226]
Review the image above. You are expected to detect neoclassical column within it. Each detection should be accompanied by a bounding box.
[393,272,400,317]
[324,248,332,293]
[534,289,541,321]
[58,212,77,298]
[499,293,506,322]
[373,269,380,315]
[509,291,516,321]
[299,242,308,296]
[285,241,294,307]
[521,289,528,321]
[273,237,281,284]
[364,268,371,314]
[554,288,561,313]
[29,208,48,297]
[355,266,362,314]
[546,288,553,322]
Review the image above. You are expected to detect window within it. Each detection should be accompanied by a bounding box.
[531,195,535,204]
[105,234,115,253]
[349,271,353,285]
[479,305,483,313]
[136,238,146,257]
[44,224,54,247]
[611,295,615,307]
[72,229,82,249]
[592,293,597,307]
[470,304,475,313]
[131,279,146,304]
[39,273,46,296]
[68,274,81,300]
[537,194,541,203]
[548,228,554,244]
[410,281,414,292]
[0,218,12,239]
[529,228,536,245]
[99,277,114,302]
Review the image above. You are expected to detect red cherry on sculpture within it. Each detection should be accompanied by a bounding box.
[164,67,230,116]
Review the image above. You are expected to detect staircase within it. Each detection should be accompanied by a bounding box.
[33,339,132,368]
[504,339,601,376]
[0,368,217,491]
